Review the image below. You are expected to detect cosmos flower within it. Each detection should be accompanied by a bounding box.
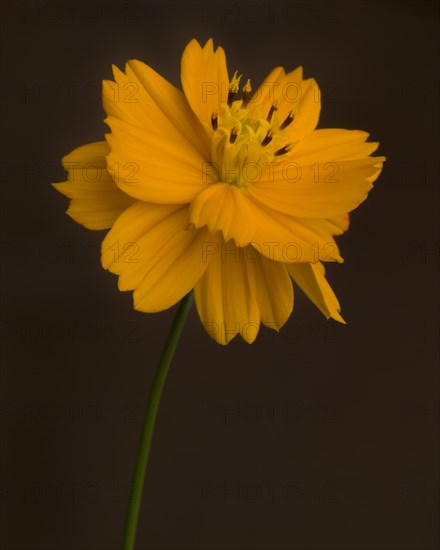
[53,39,384,345]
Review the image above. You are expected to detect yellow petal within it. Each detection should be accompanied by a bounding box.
[246,197,343,263]
[126,59,209,157]
[101,202,218,312]
[188,182,256,244]
[324,214,350,235]
[53,142,135,230]
[103,59,209,160]
[293,129,379,164]
[194,241,260,345]
[248,156,385,218]
[253,255,293,330]
[286,262,345,323]
[101,202,182,271]
[181,39,229,134]
[105,115,213,204]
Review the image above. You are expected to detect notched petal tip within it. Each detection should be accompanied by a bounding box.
[51,182,71,198]
[111,63,125,81]
[242,327,259,344]
[187,37,202,49]
[125,59,147,74]
[335,314,347,325]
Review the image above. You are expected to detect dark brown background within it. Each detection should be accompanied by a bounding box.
[1,1,439,549]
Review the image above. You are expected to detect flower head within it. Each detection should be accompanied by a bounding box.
[53,39,385,345]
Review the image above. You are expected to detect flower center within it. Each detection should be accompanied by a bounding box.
[210,71,296,187]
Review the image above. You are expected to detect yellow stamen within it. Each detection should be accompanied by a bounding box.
[261,129,273,146]
[211,110,218,130]
[267,103,278,123]
[229,70,242,93]
[229,127,239,144]
[227,71,242,106]
[279,110,295,130]
[242,79,252,107]
[274,143,293,156]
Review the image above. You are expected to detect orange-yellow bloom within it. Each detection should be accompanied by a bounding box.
[53,39,385,345]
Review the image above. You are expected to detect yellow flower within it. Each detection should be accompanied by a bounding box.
[53,39,385,345]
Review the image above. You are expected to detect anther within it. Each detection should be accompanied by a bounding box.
[274,144,293,156]
[228,70,242,107]
[267,103,278,123]
[279,111,295,130]
[261,130,273,146]
[211,111,218,130]
[229,127,239,144]
[241,79,252,108]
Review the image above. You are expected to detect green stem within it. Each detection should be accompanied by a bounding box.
[122,291,194,550]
